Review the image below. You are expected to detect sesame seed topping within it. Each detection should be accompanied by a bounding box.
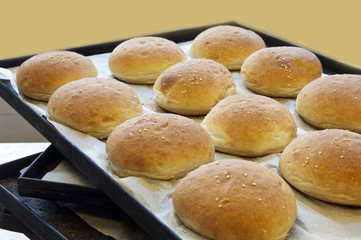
[216,180,220,183]
[315,165,319,168]
[218,204,222,208]
[215,176,219,179]
[340,155,344,159]
[258,198,263,201]
[252,182,257,186]
[226,175,230,179]
[242,184,246,188]
[319,151,322,154]
[224,171,228,175]
[129,133,133,137]
[161,136,165,140]
[216,197,219,201]
[244,173,248,177]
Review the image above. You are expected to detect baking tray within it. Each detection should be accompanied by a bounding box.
[18,144,117,208]
[0,152,41,180]
[0,152,68,240]
[1,21,361,240]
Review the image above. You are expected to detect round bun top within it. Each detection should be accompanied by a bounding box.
[105,113,215,180]
[16,51,97,101]
[241,46,323,97]
[296,74,361,133]
[108,37,187,84]
[279,129,361,206]
[48,77,142,139]
[173,159,297,240]
[190,25,266,70]
[153,59,237,115]
[201,94,297,157]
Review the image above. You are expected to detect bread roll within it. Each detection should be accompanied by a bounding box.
[105,113,215,180]
[201,94,297,157]
[108,37,186,84]
[296,74,361,133]
[173,159,297,240]
[153,59,237,115]
[16,51,97,101]
[190,25,266,70]
[48,78,142,139]
[279,129,361,206]
[241,46,323,97]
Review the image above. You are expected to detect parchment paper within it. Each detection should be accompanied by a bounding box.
[9,41,361,240]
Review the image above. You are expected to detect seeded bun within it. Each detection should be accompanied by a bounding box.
[279,129,361,206]
[241,46,323,97]
[16,51,97,101]
[173,159,297,240]
[190,25,266,70]
[153,59,237,115]
[48,78,142,139]
[105,113,215,180]
[108,37,187,84]
[201,94,297,157]
[296,74,361,133]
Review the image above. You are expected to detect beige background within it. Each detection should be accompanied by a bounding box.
[0,0,360,142]
[0,0,360,67]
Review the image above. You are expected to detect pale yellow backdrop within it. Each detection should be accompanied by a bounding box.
[0,0,360,67]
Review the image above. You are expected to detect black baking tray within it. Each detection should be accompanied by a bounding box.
[1,21,360,240]
[0,152,41,180]
[18,144,116,208]
[0,152,67,240]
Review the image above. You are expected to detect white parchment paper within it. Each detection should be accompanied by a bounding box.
[9,41,361,240]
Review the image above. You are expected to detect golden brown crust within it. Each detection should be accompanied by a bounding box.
[105,113,215,180]
[16,51,97,101]
[47,78,142,139]
[108,37,187,84]
[296,74,361,133]
[279,129,361,206]
[153,59,237,115]
[241,46,323,97]
[173,159,297,240]
[201,94,297,157]
[190,25,266,70]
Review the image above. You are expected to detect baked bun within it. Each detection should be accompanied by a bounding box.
[241,46,323,97]
[173,159,297,240]
[190,25,266,70]
[296,74,361,133]
[201,94,297,157]
[153,59,237,115]
[16,51,97,101]
[105,113,215,180]
[279,129,361,206]
[108,37,187,84]
[48,78,142,139]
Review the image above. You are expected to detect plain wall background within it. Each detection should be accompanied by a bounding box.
[0,0,360,142]
[0,0,360,67]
